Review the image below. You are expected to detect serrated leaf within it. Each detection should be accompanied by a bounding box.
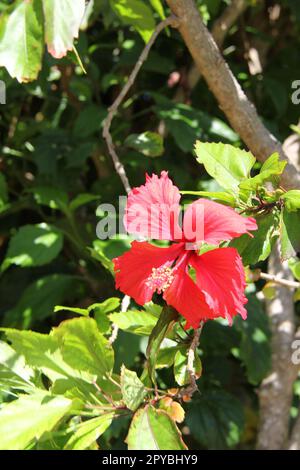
[0,341,35,393]
[125,132,164,157]
[64,413,114,450]
[2,224,63,272]
[126,406,187,450]
[174,347,202,386]
[90,298,120,333]
[53,317,114,378]
[43,0,86,59]
[111,0,156,43]
[195,141,255,192]
[280,209,300,260]
[282,190,300,212]
[180,190,236,206]
[230,212,279,265]
[239,153,286,191]
[0,0,43,82]
[109,308,160,336]
[0,391,72,450]
[121,365,147,411]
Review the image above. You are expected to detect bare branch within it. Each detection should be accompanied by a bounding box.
[259,272,300,290]
[102,15,179,194]
[179,321,204,398]
[109,295,130,346]
[165,0,300,190]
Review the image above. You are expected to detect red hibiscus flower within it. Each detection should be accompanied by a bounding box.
[113,171,257,328]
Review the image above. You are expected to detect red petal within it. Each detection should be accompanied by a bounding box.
[190,248,248,324]
[113,241,184,305]
[183,198,257,244]
[163,265,215,328]
[124,171,182,240]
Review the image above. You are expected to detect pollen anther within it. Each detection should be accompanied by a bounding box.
[145,266,174,293]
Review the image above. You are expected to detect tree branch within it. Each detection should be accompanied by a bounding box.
[257,243,298,449]
[179,321,204,399]
[165,0,300,189]
[102,15,179,194]
[259,272,300,290]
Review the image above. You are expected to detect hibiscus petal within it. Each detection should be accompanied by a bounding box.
[163,265,215,328]
[113,241,184,305]
[183,198,257,244]
[124,171,182,240]
[190,247,248,324]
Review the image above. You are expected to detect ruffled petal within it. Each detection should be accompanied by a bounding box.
[190,247,248,324]
[113,241,184,305]
[124,171,182,241]
[183,198,257,244]
[163,265,215,328]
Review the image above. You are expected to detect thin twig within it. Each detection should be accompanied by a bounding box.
[102,15,180,194]
[109,294,130,345]
[259,272,300,290]
[179,321,204,398]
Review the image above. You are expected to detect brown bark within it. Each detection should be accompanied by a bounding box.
[256,244,298,449]
[165,0,300,190]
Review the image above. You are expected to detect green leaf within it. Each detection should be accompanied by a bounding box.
[125,132,164,157]
[64,413,115,450]
[282,190,300,212]
[146,306,178,384]
[90,298,120,333]
[121,365,147,411]
[234,294,271,385]
[43,0,86,58]
[2,223,63,272]
[0,341,35,393]
[109,307,160,336]
[0,391,72,450]
[111,0,156,43]
[195,142,255,192]
[230,212,279,265]
[126,406,187,450]
[154,100,238,152]
[4,274,80,329]
[89,240,115,275]
[186,390,244,449]
[29,186,68,211]
[69,193,100,212]
[280,209,300,260]
[149,0,165,19]
[174,347,202,386]
[54,306,89,316]
[239,153,286,191]
[0,0,43,82]
[180,190,236,206]
[73,104,106,138]
[53,317,114,378]
[289,258,300,281]
[0,173,8,211]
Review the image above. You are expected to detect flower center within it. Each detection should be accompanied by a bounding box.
[146,266,174,294]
